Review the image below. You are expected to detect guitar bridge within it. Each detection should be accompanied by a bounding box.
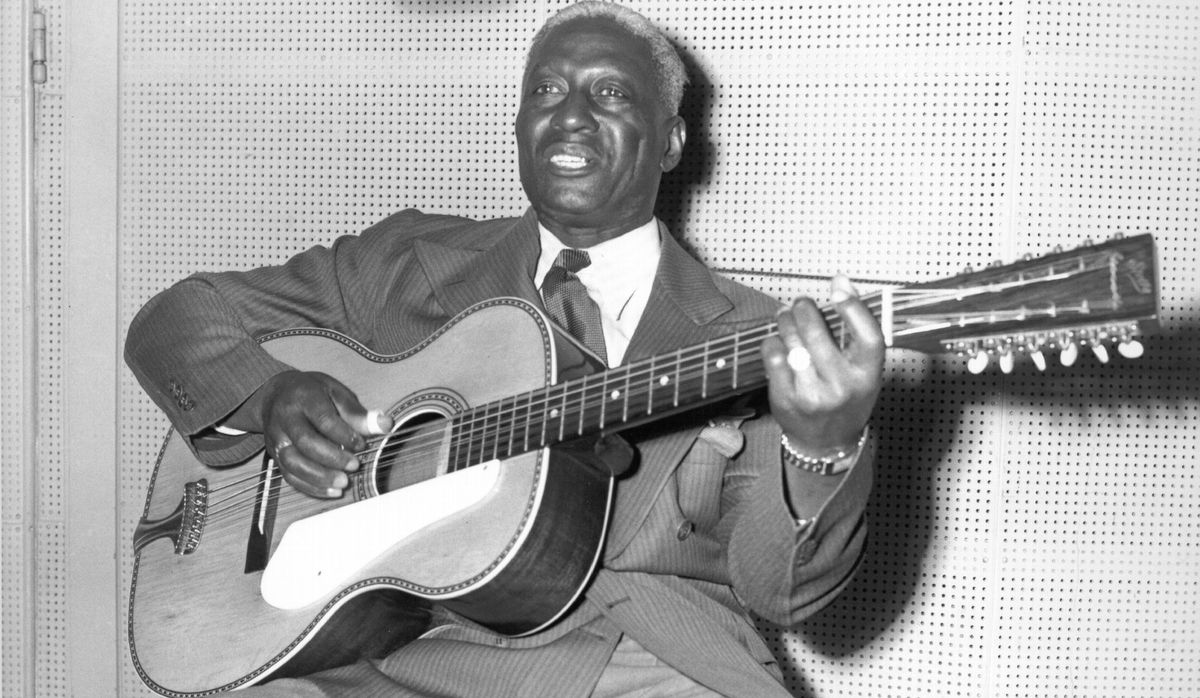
[132,479,209,555]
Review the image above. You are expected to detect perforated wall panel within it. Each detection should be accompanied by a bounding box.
[1,0,29,694]
[32,1,70,695]
[114,2,1198,696]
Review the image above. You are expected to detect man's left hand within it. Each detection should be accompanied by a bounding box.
[761,275,885,459]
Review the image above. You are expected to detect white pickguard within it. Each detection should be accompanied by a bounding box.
[260,460,501,610]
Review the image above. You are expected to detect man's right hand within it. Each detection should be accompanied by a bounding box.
[229,370,393,498]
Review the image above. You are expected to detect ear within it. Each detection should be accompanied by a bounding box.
[659,115,687,172]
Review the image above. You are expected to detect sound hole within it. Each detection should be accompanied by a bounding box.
[371,412,451,495]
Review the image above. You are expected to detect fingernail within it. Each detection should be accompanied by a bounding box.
[325,487,344,499]
[332,473,348,489]
[830,274,856,303]
[366,409,387,435]
[344,456,359,472]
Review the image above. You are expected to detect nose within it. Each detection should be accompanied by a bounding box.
[551,90,598,132]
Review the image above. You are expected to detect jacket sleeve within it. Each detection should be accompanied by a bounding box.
[722,411,874,626]
[123,214,421,465]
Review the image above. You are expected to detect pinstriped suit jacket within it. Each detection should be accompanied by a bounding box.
[125,208,873,697]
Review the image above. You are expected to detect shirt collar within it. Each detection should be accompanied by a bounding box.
[535,218,661,291]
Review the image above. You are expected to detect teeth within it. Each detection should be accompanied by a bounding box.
[550,154,587,169]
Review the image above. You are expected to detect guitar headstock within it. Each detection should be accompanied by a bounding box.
[883,234,1159,373]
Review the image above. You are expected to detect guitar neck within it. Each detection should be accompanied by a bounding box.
[448,322,778,468]
[447,233,1158,467]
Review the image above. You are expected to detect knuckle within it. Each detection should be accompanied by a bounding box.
[312,410,344,434]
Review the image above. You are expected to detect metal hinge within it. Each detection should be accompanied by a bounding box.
[32,9,47,85]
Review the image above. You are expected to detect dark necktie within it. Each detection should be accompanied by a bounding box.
[542,248,607,365]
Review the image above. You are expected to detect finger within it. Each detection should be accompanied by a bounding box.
[829,273,858,304]
[295,421,364,474]
[777,298,843,377]
[829,289,886,365]
[270,431,348,498]
[326,380,393,439]
[761,334,801,393]
[761,333,823,410]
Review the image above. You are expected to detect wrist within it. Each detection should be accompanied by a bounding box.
[222,370,296,433]
[781,425,869,475]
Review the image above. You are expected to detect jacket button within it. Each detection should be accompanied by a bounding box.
[796,540,818,566]
[676,521,695,541]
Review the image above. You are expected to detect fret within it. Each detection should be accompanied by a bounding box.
[557,382,568,443]
[503,393,523,459]
[731,334,740,389]
[476,403,491,464]
[673,348,681,407]
[621,363,632,424]
[461,408,479,467]
[538,386,551,449]
[518,390,532,455]
[597,371,607,431]
[448,418,463,472]
[486,397,500,461]
[701,341,710,398]
[506,395,520,454]
[646,355,656,416]
[576,374,589,437]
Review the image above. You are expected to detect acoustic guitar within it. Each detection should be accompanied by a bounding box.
[129,234,1158,695]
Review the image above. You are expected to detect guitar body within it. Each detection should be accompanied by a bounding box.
[129,299,615,695]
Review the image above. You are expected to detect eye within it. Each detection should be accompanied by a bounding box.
[531,82,564,96]
[596,85,629,99]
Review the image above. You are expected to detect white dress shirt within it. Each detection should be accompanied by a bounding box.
[535,219,661,368]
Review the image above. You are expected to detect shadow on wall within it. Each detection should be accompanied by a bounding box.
[656,45,714,246]
[761,320,1198,696]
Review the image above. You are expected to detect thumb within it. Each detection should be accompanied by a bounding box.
[345,407,393,437]
[326,379,393,436]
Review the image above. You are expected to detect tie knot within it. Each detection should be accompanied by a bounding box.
[553,248,591,274]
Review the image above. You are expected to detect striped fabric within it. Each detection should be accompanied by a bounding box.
[125,209,872,697]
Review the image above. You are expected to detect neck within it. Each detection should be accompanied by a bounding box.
[538,212,656,248]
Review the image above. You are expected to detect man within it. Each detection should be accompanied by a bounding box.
[125,2,884,695]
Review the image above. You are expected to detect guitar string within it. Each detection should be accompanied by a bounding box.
[198,340,772,531]
[195,284,1013,529]
[195,281,1080,529]
[196,330,780,532]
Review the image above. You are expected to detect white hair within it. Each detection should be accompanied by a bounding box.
[526,1,688,114]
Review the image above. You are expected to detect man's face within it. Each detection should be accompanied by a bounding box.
[516,17,685,245]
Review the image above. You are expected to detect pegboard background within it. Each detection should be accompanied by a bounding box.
[7,0,1198,696]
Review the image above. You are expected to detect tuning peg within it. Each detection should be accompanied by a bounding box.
[999,350,1015,374]
[968,350,990,375]
[1060,340,1079,367]
[1030,349,1047,371]
[1091,343,1110,364]
[1118,339,1145,359]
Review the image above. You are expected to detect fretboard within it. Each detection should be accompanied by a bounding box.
[447,320,785,470]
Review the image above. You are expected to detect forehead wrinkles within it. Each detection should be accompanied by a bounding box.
[523,23,656,92]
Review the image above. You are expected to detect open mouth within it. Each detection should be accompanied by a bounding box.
[549,153,590,170]
[544,143,598,174]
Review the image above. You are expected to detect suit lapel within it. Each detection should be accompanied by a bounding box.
[413,208,544,317]
[606,223,739,557]
[623,222,735,361]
